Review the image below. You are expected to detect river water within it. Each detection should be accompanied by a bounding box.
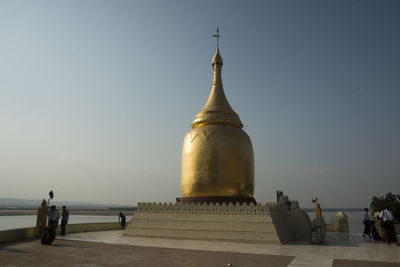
[0,215,133,231]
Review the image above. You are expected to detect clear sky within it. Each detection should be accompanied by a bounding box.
[1,0,399,208]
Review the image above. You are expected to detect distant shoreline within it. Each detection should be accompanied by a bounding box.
[0,209,135,216]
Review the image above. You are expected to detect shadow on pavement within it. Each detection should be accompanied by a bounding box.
[0,248,31,253]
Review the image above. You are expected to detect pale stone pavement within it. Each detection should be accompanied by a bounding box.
[0,239,292,267]
[56,230,400,267]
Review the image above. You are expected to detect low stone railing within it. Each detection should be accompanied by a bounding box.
[0,222,121,244]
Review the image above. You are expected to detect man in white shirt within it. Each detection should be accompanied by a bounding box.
[379,207,398,245]
[380,209,394,221]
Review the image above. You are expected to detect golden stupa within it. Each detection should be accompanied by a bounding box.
[180,28,255,204]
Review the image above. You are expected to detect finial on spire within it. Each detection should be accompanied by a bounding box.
[211,27,223,67]
[212,26,220,47]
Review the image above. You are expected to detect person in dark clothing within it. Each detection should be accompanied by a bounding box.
[47,205,60,240]
[362,208,371,238]
[370,221,382,241]
[379,207,398,245]
[61,206,69,236]
[119,212,126,230]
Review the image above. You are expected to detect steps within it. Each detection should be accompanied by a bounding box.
[124,202,282,244]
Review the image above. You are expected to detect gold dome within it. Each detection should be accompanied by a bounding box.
[181,30,254,201]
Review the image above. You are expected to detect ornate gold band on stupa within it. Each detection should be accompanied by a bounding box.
[192,110,243,128]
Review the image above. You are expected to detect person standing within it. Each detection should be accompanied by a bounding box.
[61,206,69,236]
[47,205,60,241]
[119,212,126,230]
[36,199,48,238]
[379,207,398,245]
[362,208,371,238]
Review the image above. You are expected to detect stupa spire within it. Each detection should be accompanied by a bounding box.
[181,27,254,203]
[191,28,243,128]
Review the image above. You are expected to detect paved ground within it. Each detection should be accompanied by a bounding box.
[333,259,400,267]
[1,231,399,267]
[0,239,293,267]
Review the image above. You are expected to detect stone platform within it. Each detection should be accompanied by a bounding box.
[124,201,312,244]
[5,230,396,267]
[0,238,294,267]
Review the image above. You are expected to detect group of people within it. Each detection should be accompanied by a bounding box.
[37,201,70,245]
[37,195,129,245]
[362,207,398,245]
[47,205,70,238]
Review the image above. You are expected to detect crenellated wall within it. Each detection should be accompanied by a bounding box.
[136,201,274,214]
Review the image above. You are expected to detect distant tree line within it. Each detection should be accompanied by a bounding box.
[370,192,400,222]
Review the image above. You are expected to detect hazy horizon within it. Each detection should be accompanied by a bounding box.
[0,196,372,209]
[1,1,399,209]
